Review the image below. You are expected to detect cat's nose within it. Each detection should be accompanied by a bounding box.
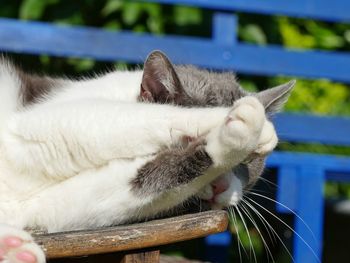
[211,177,229,195]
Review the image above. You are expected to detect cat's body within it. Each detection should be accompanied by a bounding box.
[0,51,294,263]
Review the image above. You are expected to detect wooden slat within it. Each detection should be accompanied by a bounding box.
[275,113,350,146]
[34,211,228,259]
[268,152,350,171]
[1,19,350,83]
[212,12,237,46]
[139,0,350,22]
[122,250,160,263]
[160,255,206,263]
[294,166,324,263]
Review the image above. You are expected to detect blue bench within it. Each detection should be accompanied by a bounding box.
[0,1,350,262]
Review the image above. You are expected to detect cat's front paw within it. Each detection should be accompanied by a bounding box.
[222,96,265,151]
[254,120,278,156]
[0,225,45,263]
[206,96,265,168]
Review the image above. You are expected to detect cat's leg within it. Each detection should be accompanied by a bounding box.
[132,139,212,195]
[0,224,45,263]
[134,96,281,214]
[1,99,229,179]
[18,97,269,228]
[133,96,268,197]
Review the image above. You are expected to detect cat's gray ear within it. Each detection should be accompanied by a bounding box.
[256,80,296,115]
[141,50,184,103]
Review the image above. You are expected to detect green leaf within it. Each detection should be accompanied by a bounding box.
[19,0,58,20]
[240,80,258,92]
[174,6,202,26]
[305,21,344,49]
[122,3,143,26]
[67,58,95,72]
[344,30,350,43]
[102,0,123,17]
[54,13,84,26]
[239,24,266,45]
[319,35,344,49]
[103,21,121,31]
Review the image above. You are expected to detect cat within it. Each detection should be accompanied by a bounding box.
[0,50,294,263]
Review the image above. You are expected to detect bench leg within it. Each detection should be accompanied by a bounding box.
[48,249,160,263]
[294,166,324,263]
[121,249,160,263]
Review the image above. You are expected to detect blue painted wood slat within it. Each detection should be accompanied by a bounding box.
[294,166,324,263]
[1,19,350,83]
[138,0,350,21]
[212,12,237,46]
[138,0,350,22]
[274,113,350,146]
[0,19,350,82]
[268,152,350,171]
[276,166,298,213]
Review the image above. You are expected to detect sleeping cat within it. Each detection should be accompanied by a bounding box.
[0,51,294,263]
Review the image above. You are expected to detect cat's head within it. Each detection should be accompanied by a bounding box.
[139,50,294,208]
[139,50,294,115]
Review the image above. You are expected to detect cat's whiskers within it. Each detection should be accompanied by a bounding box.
[257,176,279,189]
[239,201,275,263]
[244,188,272,196]
[228,206,244,263]
[235,205,257,263]
[247,191,317,242]
[245,196,320,263]
[242,198,295,263]
[241,197,276,245]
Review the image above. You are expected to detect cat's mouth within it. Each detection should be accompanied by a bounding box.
[200,174,245,209]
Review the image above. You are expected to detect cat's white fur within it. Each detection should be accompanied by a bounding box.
[0,63,277,262]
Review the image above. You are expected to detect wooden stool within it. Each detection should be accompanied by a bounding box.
[34,210,228,263]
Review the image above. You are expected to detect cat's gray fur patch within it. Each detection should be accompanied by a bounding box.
[174,65,246,107]
[132,140,213,195]
[18,70,63,105]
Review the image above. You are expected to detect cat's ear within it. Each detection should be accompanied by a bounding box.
[256,80,296,115]
[140,50,184,103]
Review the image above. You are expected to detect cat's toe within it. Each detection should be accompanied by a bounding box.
[13,250,37,263]
[223,96,265,150]
[7,243,42,263]
[255,120,278,155]
[229,96,265,128]
[0,225,45,263]
[197,185,214,200]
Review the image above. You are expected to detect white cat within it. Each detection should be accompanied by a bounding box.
[0,51,294,263]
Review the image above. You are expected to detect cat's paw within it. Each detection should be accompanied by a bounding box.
[206,96,265,168]
[222,96,265,151]
[254,120,278,156]
[0,225,45,263]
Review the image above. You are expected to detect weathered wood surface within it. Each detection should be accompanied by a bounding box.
[121,250,160,263]
[34,211,228,258]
